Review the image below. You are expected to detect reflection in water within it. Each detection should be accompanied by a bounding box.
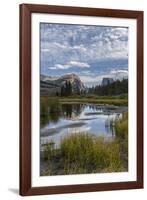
[41,100,83,126]
[40,98,61,126]
[62,104,83,119]
[40,101,127,146]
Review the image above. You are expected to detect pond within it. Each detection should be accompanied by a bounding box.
[40,102,127,147]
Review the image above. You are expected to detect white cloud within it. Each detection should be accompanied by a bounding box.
[69,61,90,68]
[72,45,86,51]
[40,24,128,77]
[80,70,91,75]
[41,25,128,63]
[80,75,103,84]
[50,64,67,70]
[111,69,128,74]
[41,49,50,52]
[110,69,128,79]
[50,61,90,70]
[80,69,128,86]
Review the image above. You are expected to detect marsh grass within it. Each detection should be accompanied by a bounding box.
[42,112,128,175]
[115,112,128,168]
[115,112,128,140]
[41,96,128,106]
[43,141,56,161]
[60,134,123,174]
[59,97,128,106]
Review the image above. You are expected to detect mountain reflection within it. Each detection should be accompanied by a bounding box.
[40,99,83,126]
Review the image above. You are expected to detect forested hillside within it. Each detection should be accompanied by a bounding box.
[88,79,128,96]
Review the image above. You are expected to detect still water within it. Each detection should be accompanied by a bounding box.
[40,103,127,147]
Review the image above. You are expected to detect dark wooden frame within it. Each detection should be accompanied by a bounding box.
[20,3,144,196]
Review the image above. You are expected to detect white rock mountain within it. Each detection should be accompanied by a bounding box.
[40,73,85,96]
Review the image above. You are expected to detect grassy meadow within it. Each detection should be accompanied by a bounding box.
[41,94,128,107]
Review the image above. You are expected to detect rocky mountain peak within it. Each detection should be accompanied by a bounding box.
[40,73,85,95]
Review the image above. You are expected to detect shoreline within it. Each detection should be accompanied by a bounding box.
[41,96,128,106]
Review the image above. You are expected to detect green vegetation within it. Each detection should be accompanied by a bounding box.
[64,93,128,99]
[115,112,128,167]
[60,134,123,174]
[88,79,128,96]
[59,97,127,106]
[41,113,128,175]
[41,95,128,107]
[61,81,72,96]
[53,78,128,97]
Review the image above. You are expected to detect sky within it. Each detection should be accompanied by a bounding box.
[40,23,128,86]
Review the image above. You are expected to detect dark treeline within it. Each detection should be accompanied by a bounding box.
[61,81,72,96]
[59,79,128,97]
[88,79,128,96]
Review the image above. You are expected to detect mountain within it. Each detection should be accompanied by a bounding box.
[40,73,85,96]
[101,78,114,86]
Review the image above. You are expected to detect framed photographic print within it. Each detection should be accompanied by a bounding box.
[19,4,143,196]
